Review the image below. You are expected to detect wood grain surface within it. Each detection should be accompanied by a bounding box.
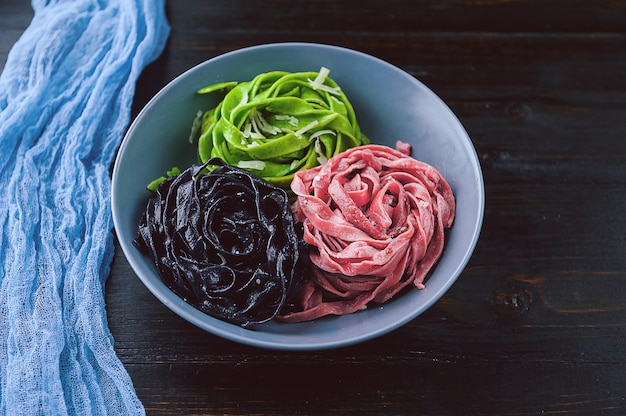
[3,1,626,414]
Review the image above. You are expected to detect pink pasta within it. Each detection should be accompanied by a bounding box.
[278,142,455,322]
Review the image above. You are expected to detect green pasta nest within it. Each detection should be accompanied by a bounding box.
[194,67,370,188]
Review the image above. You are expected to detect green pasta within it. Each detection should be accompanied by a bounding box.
[194,67,369,188]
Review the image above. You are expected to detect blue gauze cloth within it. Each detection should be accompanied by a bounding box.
[0,0,169,414]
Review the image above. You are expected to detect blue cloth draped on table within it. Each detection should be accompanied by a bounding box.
[0,0,169,414]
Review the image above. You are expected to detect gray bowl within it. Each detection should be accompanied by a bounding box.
[111,43,484,350]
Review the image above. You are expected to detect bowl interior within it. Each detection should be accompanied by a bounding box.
[112,43,484,350]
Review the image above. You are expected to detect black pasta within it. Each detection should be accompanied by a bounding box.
[135,158,308,326]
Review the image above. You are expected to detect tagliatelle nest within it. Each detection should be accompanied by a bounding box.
[135,158,309,326]
[194,67,369,189]
[278,143,456,323]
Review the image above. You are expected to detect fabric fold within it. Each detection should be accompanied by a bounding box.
[0,0,169,414]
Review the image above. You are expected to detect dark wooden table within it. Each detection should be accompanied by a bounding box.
[3,1,626,414]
